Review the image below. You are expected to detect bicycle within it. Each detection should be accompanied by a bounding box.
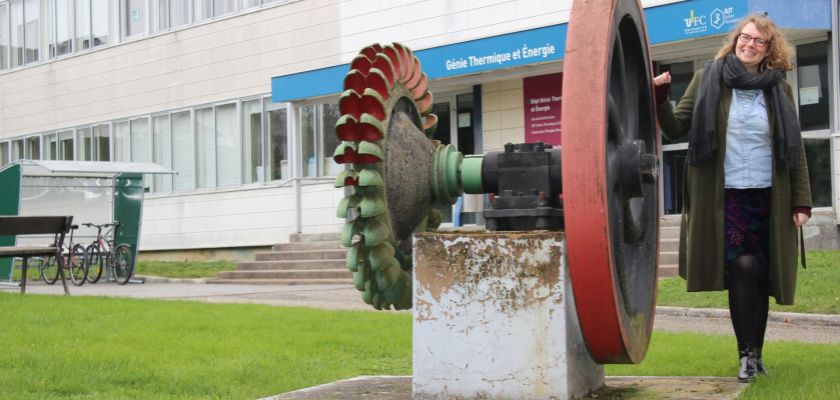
[82,222,133,285]
[42,224,88,286]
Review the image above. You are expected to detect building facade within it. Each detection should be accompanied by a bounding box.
[1,0,838,257]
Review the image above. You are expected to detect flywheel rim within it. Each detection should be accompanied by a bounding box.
[561,0,660,363]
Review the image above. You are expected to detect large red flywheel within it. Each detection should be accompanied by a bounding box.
[562,0,660,364]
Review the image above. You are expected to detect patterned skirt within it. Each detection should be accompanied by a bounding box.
[724,187,772,266]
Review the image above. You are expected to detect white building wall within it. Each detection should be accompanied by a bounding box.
[0,0,585,138]
[142,183,344,250]
[482,78,526,152]
[0,0,708,252]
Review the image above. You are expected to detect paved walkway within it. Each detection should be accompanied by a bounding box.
[3,279,839,344]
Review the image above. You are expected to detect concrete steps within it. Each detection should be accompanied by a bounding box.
[210,219,683,285]
[209,233,350,286]
[658,216,680,278]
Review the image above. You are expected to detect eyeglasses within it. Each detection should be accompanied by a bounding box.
[738,33,769,48]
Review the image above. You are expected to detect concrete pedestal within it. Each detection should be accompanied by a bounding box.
[412,231,603,400]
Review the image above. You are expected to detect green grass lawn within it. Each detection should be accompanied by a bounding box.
[134,260,237,279]
[1,292,839,399]
[608,332,840,399]
[658,250,840,314]
[0,293,410,399]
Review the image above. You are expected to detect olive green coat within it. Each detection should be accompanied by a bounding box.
[657,68,812,305]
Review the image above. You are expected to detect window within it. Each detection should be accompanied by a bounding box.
[0,142,8,166]
[77,126,93,160]
[93,123,110,160]
[23,0,38,64]
[123,0,147,38]
[75,0,108,50]
[796,40,832,208]
[195,107,215,188]
[24,135,40,159]
[804,139,831,208]
[76,0,90,49]
[129,117,152,187]
[171,110,194,190]
[158,0,190,30]
[52,0,74,57]
[194,0,234,21]
[130,117,150,162]
[11,139,23,161]
[240,0,260,9]
[152,114,172,192]
[321,104,342,176]
[215,103,240,187]
[242,0,279,8]
[113,121,130,161]
[797,42,829,131]
[0,4,8,70]
[58,129,73,160]
[91,0,108,47]
[193,0,211,21]
[266,101,288,180]
[299,105,316,177]
[213,0,234,16]
[242,99,264,183]
[45,133,58,160]
[10,0,22,67]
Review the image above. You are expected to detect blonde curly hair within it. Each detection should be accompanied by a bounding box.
[714,13,794,71]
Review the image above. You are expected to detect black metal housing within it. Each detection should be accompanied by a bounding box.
[482,142,564,231]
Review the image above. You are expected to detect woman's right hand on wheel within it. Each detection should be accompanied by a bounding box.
[653,71,671,87]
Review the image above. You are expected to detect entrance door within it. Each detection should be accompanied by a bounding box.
[657,61,694,216]
[431,90,479,225]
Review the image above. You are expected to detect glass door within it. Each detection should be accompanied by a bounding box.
[431,90,480,225]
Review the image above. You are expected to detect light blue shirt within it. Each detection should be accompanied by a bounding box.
[724,89,773,188]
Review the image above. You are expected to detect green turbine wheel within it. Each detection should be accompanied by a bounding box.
[333,43,442,310]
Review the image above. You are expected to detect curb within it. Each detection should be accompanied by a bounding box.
[134,275,209,284]
[656,306,840,328]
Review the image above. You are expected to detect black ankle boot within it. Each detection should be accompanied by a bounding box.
[753,347,767,375]
[737,345,757,382]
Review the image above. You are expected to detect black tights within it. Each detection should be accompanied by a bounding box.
[728,254,770,352]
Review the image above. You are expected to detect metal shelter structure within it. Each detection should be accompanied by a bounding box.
[0,160,175,279]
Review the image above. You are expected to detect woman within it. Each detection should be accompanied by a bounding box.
[653,14,811,382]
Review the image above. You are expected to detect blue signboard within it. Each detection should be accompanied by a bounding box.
[272,24,566,102]
[272,0,830,102]
[418,24,566,80]
[645,0,748,44]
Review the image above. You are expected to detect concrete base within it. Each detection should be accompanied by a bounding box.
[269,376,748,400]
[411,231,603,399]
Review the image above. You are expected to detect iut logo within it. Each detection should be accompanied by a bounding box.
[684,9,706,27]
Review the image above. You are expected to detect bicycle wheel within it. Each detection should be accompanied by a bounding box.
[113,244,134,285]
[41,255,60,285]
[85,244,103,284]
[69,244,88,286]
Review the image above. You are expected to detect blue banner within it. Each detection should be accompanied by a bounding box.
[272,24,565,102]
[272,0,831,102]
[645,0,749,44]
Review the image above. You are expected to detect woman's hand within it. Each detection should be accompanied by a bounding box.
[653,71,671,87]
[793,212,810,227]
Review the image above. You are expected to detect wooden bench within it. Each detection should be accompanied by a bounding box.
[0,216,74,295]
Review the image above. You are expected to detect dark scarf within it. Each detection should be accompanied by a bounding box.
[689,53,801,168]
